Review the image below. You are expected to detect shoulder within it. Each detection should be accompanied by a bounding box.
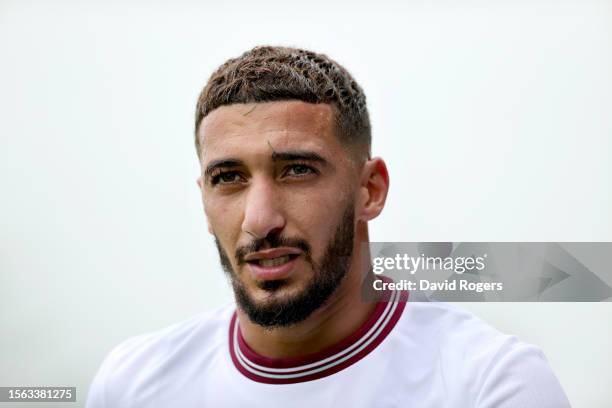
[398,300,511,351]
[393,300,519,378]
[85,303,234,408]
[104,302,233,367]
[393,300,571,407]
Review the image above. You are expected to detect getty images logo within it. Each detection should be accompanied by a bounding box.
[372,253,487,275]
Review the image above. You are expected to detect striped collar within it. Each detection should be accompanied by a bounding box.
[228,284,408,384]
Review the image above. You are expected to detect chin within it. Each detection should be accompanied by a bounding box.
[252,280,306,302]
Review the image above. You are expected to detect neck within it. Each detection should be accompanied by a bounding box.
[237,228,379,359]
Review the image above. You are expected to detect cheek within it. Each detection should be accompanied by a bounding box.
[286,191,348,249]
[204,196,244,241]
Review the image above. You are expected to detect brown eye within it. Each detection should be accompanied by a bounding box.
[212,171,242,185]
[286,164,315,177]
[220,172,239,182]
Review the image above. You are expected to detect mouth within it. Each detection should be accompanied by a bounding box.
[249,254,299,267]
[245,251,301,281]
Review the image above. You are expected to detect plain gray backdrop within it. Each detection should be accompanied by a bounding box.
[1,0,611,407]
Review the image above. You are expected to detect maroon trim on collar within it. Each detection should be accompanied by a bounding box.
[228,284,408,384]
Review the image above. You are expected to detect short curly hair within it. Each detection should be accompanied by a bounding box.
[194,45,371,160]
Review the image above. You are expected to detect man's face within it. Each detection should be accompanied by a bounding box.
[197,101,362,327]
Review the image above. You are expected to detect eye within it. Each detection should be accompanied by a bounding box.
[211,171,243,185]
[284,164,316,178]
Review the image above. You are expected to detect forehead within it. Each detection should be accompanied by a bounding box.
[197,101,342,162]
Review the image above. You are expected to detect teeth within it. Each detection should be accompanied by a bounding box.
[258,255,290,267]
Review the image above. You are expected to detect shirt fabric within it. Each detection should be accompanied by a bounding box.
[86,287,571,408]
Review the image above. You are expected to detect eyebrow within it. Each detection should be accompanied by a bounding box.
[270,150,328,165]
[204,150,329,180]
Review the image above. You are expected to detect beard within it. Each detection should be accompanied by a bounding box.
[214,198,356,328]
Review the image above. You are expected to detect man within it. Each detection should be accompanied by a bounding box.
[86,46,571,407]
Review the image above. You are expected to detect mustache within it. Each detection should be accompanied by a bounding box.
[235,234,311,265]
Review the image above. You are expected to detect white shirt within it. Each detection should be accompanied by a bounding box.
[86,288,571,407]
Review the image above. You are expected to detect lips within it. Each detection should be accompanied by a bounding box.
[257,255,292,267]
[244,247,303,281]
[244,247,303,262]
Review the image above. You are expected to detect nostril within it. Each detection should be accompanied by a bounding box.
[244,230,261,239]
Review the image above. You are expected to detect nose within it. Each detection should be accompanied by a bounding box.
[241,178,286,240]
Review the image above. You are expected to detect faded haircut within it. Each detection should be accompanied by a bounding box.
[194,45,371,160]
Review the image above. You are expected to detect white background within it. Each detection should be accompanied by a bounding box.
[1,0,611,407]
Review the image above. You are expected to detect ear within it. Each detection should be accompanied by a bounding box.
[196,176,215,235]
[357,157,390,222]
